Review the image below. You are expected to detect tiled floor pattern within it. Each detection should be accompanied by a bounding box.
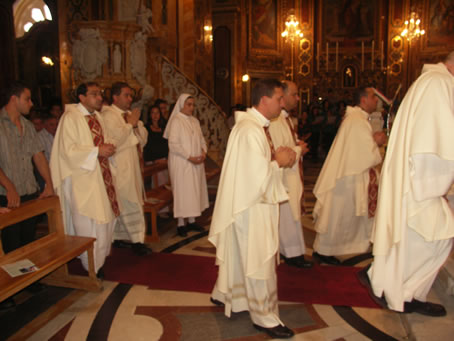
[3,160,453,340]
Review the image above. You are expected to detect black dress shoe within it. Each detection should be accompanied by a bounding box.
[210,297,225,307]
[283,255,314,268]
[177,226,188,237]
[403,299,447,317]
[97,267,105,279]
[113,240,133,248]
[253,324,294,339]
[0,297,16,311]
[132,243,153,256]
[312,252,341,265]
[187,223,205,232]
[356,264,388,308]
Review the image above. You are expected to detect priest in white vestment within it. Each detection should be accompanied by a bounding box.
[359,54,454,317]
[102,82,151,256]
[268,80,313,268]
[312,87,387,265]
[163,94,209,237]
[209,79,297,339]
[50,82,118,275]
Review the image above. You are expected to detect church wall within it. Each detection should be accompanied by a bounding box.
[211,0,454,108]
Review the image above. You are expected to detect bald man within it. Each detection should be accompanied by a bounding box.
[268,81,313,268]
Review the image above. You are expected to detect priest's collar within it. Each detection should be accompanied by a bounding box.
[250,107,270,127]
[78,103,96,116]
[282,109,289,118]
[111,104,127,114]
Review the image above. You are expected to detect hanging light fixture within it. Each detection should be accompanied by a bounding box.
[281,10,304,43]
[401,12,425,42]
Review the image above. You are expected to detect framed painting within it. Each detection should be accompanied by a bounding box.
[426,0,454,47]
[249,0,279,55]
[320,0,379,44]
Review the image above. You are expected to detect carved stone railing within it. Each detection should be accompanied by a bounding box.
[158,55,230,164]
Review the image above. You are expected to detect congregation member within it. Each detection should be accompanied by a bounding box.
[143,105,168,163]
[268,80,313,268]
[358,52,454,317]
[154,98,169,121]
[0,82,54,310]
[49,100,63,121]
[209,79,297,339]
[0,82,54,253]
[50,82,118,276]
[102,82,151,256]
[312,86,387,265]
[38,115,58,161]
[163,94,209,237]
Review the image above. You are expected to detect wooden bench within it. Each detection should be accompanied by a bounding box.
[0,196,101,303]
[142,161,221,242]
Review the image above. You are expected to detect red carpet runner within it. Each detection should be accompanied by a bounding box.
[95,249,380,308]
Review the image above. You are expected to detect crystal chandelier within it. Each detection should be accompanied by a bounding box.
[281,11,303,42]
[401,12,425,42]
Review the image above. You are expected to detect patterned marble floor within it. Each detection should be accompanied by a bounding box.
[2,160,453,340]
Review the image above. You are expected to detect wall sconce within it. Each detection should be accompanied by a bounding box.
[41,56,54,66]
[242,74,250,82]
[204,22,213,44]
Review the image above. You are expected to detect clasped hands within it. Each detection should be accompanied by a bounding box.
[99,143,116,158]
[188,151,206,165]
[125,107,141,128]
[275,146,297,168]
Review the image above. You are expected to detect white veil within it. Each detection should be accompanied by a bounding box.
[163,93,192,139]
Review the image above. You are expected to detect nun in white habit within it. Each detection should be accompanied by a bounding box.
[163,94,209,236]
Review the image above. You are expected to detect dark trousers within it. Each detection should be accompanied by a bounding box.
[0,193,38,253]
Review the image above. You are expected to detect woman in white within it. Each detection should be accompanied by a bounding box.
[163,94,209,237]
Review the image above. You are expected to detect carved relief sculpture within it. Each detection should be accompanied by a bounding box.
[137,4,155,34]
[130,31,147,85]
[113,44,122,73]
[72,28,108,80]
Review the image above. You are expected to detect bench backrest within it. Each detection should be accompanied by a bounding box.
[0,196,64,256]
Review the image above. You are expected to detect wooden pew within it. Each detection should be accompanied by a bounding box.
[142,161,220,242]
[0,196,101,303]
[143,161,172,243]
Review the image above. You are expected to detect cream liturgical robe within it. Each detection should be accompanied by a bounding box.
[164,95,209,218]
[50,103,117,272]
[102,104,148,243]
[313,106,382,255]
[269,110,306,258]
[209,108,289,327]
[268,110,303,221]
[369,63,454,311]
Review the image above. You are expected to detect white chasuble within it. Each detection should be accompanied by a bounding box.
[102,104,148,243]
[369,63,454,311]
[209,108,288,326]
[313,106,382,255]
